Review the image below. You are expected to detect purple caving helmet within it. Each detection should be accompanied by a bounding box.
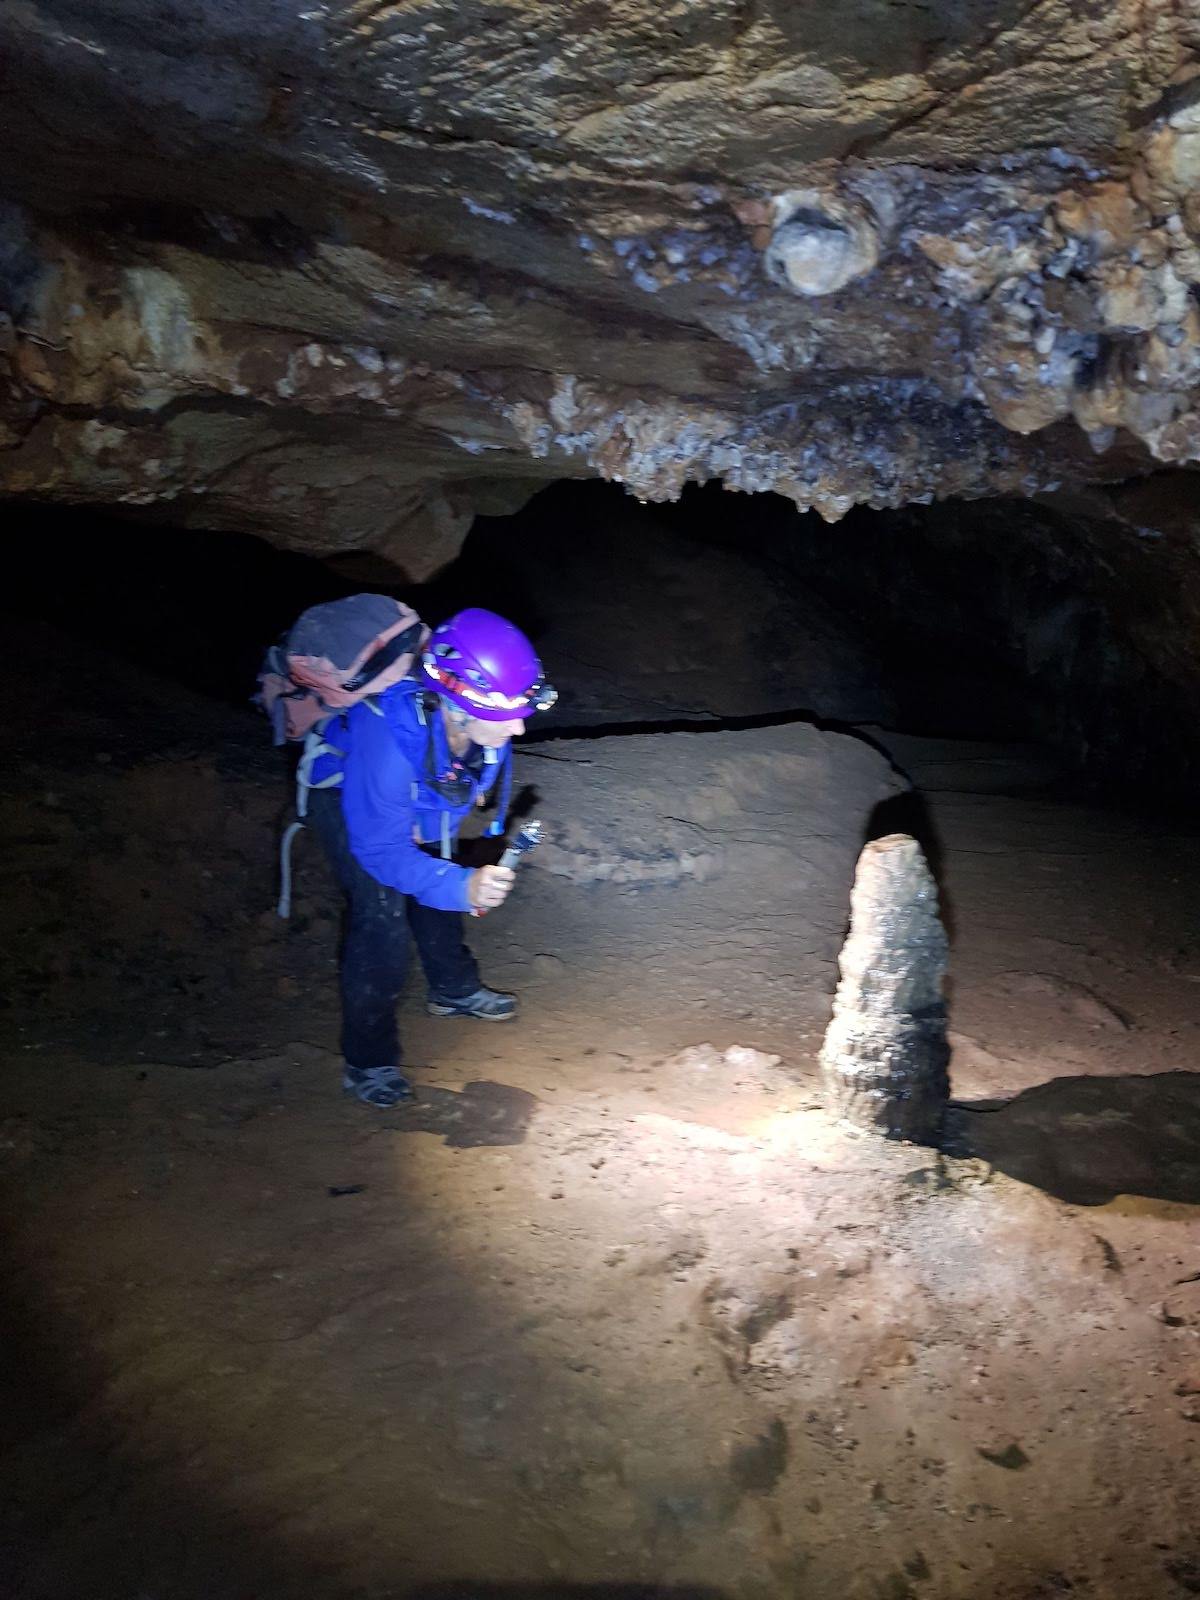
[420,608,557,722]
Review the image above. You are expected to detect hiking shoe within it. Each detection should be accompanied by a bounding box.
[342,1065,415,1108]
[426,985,518,1022]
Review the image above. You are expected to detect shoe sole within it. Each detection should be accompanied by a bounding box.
[426,1005,517,1022]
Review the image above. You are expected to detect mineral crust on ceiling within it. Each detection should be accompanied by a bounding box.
[0,0,1198,568]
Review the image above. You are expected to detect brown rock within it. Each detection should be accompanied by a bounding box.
[0,3,1196,561]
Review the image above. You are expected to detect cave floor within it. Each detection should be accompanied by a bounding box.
[3,671,1200,1600]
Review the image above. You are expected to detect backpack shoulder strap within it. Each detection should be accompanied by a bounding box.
[294,717,347,818]
[275,714,349,917]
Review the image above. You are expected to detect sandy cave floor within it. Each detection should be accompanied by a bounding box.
[3,709,1200,1600]
[3,509,1200,1600]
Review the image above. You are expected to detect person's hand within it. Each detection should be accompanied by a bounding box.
[467,865,515,911]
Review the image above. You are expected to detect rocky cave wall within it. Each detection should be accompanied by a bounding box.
[1,1,1199,577]
[683,480,1200,798]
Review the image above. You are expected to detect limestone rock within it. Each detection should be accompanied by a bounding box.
[820,834,950,1144]
[763,190,882,297]
[0,4,1197,563]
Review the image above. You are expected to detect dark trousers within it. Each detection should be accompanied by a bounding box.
[307,789,479,1069]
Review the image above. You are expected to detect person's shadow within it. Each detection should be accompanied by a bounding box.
[950,1071,1200,1206]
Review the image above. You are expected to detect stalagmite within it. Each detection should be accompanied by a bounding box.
[820,832,950,1144]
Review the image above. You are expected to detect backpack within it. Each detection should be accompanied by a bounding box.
[257,593,426,743]
[256,594,427,915]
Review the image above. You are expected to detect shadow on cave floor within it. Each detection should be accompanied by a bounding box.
[0,1171,729,1600]
[950,1072,1200,1206]
[0,1226,315,1600]
[392,1080,539,1147]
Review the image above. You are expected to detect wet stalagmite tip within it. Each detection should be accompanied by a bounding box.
[820,831,950,1144]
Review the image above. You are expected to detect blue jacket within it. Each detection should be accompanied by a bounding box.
[320,684,508,914]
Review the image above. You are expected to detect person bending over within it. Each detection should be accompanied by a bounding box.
[306,607,555,1108]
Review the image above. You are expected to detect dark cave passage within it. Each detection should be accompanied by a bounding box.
[5,478,1196,807]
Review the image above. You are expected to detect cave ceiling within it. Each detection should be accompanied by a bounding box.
[1,1,1198,573]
